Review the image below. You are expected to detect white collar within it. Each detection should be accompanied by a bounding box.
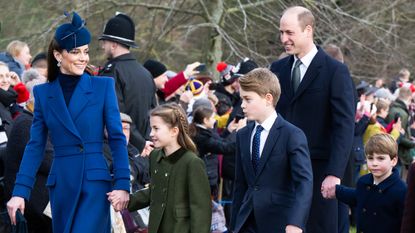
[294,44,318,69]
[255,111,277,132]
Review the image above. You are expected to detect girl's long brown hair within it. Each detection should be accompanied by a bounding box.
[150,103,197,154]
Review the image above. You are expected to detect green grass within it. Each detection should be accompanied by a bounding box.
[350,226,356,233]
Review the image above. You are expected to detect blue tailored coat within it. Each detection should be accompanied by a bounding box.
[12,73,130,233]
[230,116,313,233]
[336,168,407,233]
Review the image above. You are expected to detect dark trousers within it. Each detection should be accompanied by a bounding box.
[306,160,339,233]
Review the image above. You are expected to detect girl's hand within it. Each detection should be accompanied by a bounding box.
[107,190,130,212]
[7,196,25,225]
[9,72,20,86]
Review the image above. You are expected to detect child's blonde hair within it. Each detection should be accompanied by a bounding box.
[150,103,197,153]
[365,134,398,159]
[239,68,281,107]
[6,40,28,58]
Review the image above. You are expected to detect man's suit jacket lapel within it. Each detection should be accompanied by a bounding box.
[291,47,324,103]
[48,79,81,140]
[68,73,93,123]
[255,116,282,179]
[240,123,256,182]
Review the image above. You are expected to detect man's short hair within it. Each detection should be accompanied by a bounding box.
[284,6,315,31]
[375,99,389,114]
[398,86,412,100]
[239,68,281,107]
[365,134,398,159]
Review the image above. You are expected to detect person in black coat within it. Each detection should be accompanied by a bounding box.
[99,13,156,156]
[4,107,53,232]
[189,106,245,198]
[271,6,355,233]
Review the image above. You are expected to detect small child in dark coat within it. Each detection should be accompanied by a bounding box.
[327,133,407,233]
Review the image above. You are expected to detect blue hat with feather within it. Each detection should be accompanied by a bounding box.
[54,12,91,51]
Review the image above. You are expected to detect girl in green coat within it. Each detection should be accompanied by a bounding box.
[111,103,212,233]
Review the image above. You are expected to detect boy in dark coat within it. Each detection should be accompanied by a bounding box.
[327,134,407,233]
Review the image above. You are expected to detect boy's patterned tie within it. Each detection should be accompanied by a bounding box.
[252,125,264,174]
[291,59,302,93]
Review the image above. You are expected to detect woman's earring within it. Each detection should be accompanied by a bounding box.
[57,60,61,67]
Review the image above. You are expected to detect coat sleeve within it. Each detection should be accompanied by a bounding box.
[104,78,130,191]
[128,187,150,211]
[160,71,187,98]
[327,64,356,178]
[335,185,357,207]
[187,156,212,233]
[12,87,48,200]
[230,133,247,231]
[202,131,236,155]
[286,127,313,230]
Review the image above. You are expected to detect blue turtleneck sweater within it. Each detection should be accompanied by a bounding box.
[58,73,81,106]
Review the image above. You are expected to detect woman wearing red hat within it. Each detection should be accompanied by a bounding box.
[7,12,130,233]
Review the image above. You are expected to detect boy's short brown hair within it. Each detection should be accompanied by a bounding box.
[365,134,398,159]
[375,99,389,114]
[239,68,281,107]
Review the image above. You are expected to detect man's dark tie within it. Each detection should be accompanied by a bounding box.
[291,59,302,93]
[252,125,264,174]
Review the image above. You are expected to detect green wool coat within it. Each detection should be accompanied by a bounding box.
[128,147,212,233]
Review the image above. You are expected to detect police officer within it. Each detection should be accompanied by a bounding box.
[99,13,156,155]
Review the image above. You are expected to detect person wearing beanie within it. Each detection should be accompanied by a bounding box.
[21,68,46,85]
[30,52,47,77]
[7,12,130,233]
[98,12,156,157]
[143,59,202,104]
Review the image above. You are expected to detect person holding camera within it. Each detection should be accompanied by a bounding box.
[143,59,202,104]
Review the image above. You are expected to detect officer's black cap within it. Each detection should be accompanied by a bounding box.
[99,13,138,48]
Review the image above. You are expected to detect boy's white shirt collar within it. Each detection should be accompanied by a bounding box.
[255,110,278,131]
[294,44,318,69]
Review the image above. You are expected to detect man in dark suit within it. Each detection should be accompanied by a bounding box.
[230,68,313,233]
[270,6,355,233]
[99,13,156,156]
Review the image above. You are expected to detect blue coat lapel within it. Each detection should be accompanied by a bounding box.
[47,79,81,140]
[255,116,282,178]
[68,73,93,123]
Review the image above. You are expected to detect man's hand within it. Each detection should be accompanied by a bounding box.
[321,175,340,199]
[286,225,302,233]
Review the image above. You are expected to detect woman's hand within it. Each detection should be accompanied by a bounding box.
[7,196,25,225]
[8,72,20,86]
[107,190,130,212]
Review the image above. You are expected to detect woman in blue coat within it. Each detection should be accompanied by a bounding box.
[6,12,130,233]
